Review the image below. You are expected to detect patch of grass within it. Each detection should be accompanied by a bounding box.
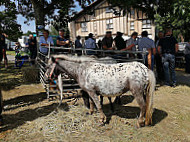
[6,51,29,56]
[6,51,15,56]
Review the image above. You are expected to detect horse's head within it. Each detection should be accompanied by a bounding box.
[44,57,59,83]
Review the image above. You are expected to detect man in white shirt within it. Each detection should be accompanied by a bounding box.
[125,32,138,51]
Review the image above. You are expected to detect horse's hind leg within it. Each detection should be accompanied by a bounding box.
[134,92,146,128]
[115,96,121,105]
[108,97,114,112]
[87,91,106,124]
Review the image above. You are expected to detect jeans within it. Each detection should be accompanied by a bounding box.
[185,54,190,73]
[155,54,164,80]
[162,53,176,85]
[15,56,29,68]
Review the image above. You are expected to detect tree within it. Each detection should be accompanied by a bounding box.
[15,0,77,32]
[0,2,22,41]
[14,0,97,33]
[155,0,190,41]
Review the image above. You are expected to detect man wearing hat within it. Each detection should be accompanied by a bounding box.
[102,31,114,50]
[114,32,126,50]
[84,33,96,55]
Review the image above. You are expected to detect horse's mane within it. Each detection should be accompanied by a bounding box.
[52,54,116,63]
[52,54,97,63]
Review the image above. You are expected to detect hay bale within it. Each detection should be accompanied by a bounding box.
[21,66,39,83]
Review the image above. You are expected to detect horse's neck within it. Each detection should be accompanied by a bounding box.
[58,60,81,79]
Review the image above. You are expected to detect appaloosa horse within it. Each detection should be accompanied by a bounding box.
[45,55,119,111]
[44,55,156,127]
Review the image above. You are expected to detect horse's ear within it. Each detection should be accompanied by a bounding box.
[51,57,56,63]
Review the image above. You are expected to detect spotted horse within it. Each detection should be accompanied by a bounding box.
[44,54,156,128]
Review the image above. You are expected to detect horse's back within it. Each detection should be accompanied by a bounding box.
[83,61,149,96]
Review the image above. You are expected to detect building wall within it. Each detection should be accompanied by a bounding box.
[69,0,155,42]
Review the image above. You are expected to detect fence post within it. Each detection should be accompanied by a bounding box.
[48,42,51,59]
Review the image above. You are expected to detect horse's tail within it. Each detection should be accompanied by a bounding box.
[145,69,156,126]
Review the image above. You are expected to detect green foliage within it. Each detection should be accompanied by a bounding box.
[0,2,23,41]
[49,25,58,36]
[14,0,76,29]
[107,0,190,41]
[154,0,190,41]
[23,30,36,36]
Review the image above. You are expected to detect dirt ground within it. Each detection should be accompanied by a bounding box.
[0,65,190,142]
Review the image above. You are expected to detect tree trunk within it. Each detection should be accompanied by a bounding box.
[31,0,45,35]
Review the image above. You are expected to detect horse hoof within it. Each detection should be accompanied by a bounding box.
[86,112,90,115]
[145,121,151,126]
[86,111,94,115]
[136,121,145,128]
[99,120,106,126]
[99,123,105,127]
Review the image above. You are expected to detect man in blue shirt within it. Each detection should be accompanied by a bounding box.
[56,29,69,47]
[123,31,155,70]
[39,30,54,55]
[85,33,96,55]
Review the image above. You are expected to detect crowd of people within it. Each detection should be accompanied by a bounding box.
[1,28,190,86]
[73,28,190,87]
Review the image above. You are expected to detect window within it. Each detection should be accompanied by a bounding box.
[131,10,135,16]
[142,20,151,29]
[106,19,113,29]
[130,9,135,18]
[106,7,112,13]
[81,22,88,32]
[130,21,135,30]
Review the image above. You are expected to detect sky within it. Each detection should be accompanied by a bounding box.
[17,1,82,33]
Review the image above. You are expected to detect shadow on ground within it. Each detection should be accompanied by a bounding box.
[103,95,168,126]
[176,71,190,86]
[0,64,39,91]
[0,103,69,133]
[156,71,190,87]
[3,92,47,111]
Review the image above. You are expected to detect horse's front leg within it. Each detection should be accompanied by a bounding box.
[89,98,95,115]
[58,74,63,107]
[88,91,106,124]
[100,96,103,107]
